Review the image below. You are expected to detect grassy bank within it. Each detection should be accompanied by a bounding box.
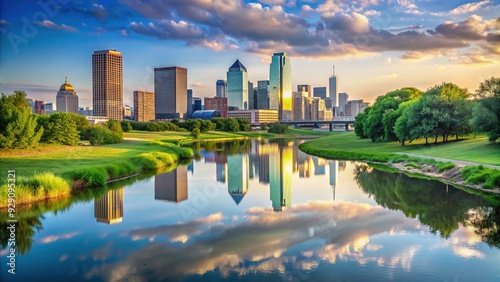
[0,138,193,207]
[299,132,500,190]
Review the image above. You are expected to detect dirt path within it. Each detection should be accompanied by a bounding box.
[394,152,500,169]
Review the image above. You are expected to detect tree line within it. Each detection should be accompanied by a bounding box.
[354,77,500,145]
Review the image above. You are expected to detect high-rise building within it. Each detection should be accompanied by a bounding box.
[255,80,269,109]
[293,91,308,121]
[192,97,202,112]
[187,89,193,118]
[269,52,292,121]
[311,98,325,121]
[228,154,249,205]
[92,49,123,121]
[339,92,348,116]
[329,160,338,200]
[227,59,248,110]
[248,81,254,110]
[216,80,227,98]
[43,103,55,114]
[204,97,228,118]
[346,99,370,117]
[94,187,124,225]
[154,66,188,119]
[26,98,35,113]
[297,84,312,97]
[56,76,78,114]
[154,166,188,203]
[329,66,338,112]
[133,91,155,122]
[313,87,327,100]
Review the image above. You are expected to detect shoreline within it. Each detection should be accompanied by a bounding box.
[299,142,500,197]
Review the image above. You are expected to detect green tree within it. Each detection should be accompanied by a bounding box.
[354,107,370,138]
[191,127,200,139]
[0,91,43,148]
[39,112,80,145]
[472,77,500,142]
[107,120,123,133]
[88,125,123,145]
[68,113,90,131]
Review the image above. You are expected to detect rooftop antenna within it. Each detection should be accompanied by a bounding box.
[65,75,68,84]
[332,65,335,76]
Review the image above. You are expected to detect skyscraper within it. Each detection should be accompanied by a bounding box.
[255,80,269,109]
[154,66,188,119]
[56,76,78,114]
[248,81,254,110]
[92,49,123,121]
[216,80,227,98]
[339,92,349,116]
[270,142,292,212]
[227,59,248,110]
[313,87,327,100]
[269,52,292,121]
[133,90,155,122]
[187,89,193,118]
[329,66,338,115]
[297,84,312,97]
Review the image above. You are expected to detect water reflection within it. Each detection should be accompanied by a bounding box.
[154,165,188,203]
[94,187,124,224]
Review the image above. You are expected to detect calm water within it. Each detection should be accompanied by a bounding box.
[1,139,500,282]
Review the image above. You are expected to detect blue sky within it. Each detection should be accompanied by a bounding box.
[0,0,499,108]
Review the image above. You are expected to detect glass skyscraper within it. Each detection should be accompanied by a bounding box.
[329,65,338,115]
[227,60,248,110]
[269,52,292,121]
[270,142,292,212]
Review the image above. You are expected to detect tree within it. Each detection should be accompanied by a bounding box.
[39,112,80,145]
[268,123,289,134]
[472,77,500,142]
[0,91,43,148]
[191,127,200,139]
[68,113,90,131]
[107,120,123,133]
[88,125,123,145]
[354,107,370,138]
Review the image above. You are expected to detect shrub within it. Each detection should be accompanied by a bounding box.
[64,167,107,187]
[121,120,133,132]
[39,112,80,145]
[87,125,123,145]
[268,123,289,134]
[192,127,200,139]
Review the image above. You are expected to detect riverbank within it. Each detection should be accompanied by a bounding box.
[299,132,500,192]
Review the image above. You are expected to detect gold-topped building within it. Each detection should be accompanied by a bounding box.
[56,76,79,114]
[92,49,123,121]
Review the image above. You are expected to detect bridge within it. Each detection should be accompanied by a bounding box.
[281,120,355,131]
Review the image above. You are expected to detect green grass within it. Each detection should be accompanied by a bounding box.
[301,132,500,165]
[438,162,456,172]
[461,165,500,189]
[405,162,422,169]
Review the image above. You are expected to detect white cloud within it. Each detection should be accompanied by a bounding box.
[38,20,77,32]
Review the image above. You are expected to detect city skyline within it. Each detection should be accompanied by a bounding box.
[1,1,498,108]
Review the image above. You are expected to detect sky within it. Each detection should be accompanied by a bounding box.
[0,0,499,108]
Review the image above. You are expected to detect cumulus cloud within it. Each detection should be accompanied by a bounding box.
[449,0,491,15]
[38,20,78,32]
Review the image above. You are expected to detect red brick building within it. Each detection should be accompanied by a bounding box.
[204,97,228,118]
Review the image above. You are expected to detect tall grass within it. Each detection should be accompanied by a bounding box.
[461,166,500,189]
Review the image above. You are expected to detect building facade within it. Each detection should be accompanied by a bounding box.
[154,66,188,119]
[255,80,269,110]
[328,66,338,112]
[227,59,248,110]
[92,49,123,121]
[339,92,349,116]
[56,77,78,114]
[228,109,278,125]
[34,100,45,114]
[313,87,327,100]
[204,97,228,118]
[346,99,370,117]
[216,79,227,98]
[269,52,292,121]
[133,90,155,122]
[297,84,312,97]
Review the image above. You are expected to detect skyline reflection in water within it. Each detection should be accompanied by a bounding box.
[1,139,499,282]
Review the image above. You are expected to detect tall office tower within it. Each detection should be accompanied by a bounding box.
[227,154,249,205]
[94,187,124,224]
[133,91,155,122]
[227,59,248,110]
[154,66,188,119]
[216,80,227,98]
[328,66,338,113]
[339,92,348,116]
[187,89,193,118]
[248,81,254,110]
[269,52,292,121]
[154,166,188,203]
[56,77,79,114]
[92,50,123,121]
[313,87,327,100]
[256,80,269,109]
[297,84,312,97]
[270,142,292,212]
[346,99,370,117]
[293,91,308,121]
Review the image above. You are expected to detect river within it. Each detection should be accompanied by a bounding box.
[1,138,500,281]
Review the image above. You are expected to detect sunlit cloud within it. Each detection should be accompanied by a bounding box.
[38,232,80,244]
